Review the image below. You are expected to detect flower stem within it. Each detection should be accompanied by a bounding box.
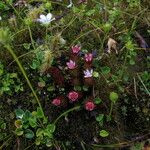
[54,106,80,124]
[28,25,36,50]
[109,102,113,117]
[5,45,45,117]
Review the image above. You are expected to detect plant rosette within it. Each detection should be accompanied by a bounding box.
[71,45,81,55]
[66,62,80,77]
[83,69,94,86]
[83,53,94,69]
[84,53,93,63]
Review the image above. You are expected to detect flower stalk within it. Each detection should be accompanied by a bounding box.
[5,45,45,118]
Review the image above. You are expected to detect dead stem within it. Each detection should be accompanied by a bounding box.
[137,73,150,96]
[133,77,139,100]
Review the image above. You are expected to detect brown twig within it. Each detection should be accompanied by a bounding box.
[133,77,139,100]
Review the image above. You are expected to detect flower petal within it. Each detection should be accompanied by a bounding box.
[46,13,52,21]
[40,14,47,21]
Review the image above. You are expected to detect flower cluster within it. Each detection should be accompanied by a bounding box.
[50,45,98,111]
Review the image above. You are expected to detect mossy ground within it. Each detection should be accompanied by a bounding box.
[0,0,150,149]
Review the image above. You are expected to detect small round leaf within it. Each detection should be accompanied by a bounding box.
[99,130,109,137]
[47,124,56,133]
[96,114,104,122]
[109,92,118,103]
[15,128,24,136]
[94,98,102,104]
[15,120,22,128]
[25,129,34,139]
[15,109,24,119]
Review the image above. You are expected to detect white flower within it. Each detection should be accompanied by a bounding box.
[0,16,2,21]
[84,69,93,78]
[37,13,55,25]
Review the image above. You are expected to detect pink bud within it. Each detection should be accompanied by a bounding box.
[84,53,93,62]
[68,91,79,102]
[52,98,61,106]
[66,60,76,69]
[71,45,81,54]
[85,101,95,111]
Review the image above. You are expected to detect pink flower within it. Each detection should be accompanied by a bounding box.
[84,69,93,78]
[52,98,61,106]
[84,53,93,62]
[66,60,76,69]
[71,45,81,54]
[85,101,95,111]
[68,91,79,102]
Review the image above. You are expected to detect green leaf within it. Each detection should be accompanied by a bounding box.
[93,71,99,78]
[36,51,44,60]
[10,73,17,78]
[103,23,112,32]
[47,86,55,91]
[0,2,9,10]
[0,133,5,141]
[74,85,82,91]
[82,85,89,91]
[86,9,95,16]
[22,123,29,129]
[0,68,3,76]
[15,109,24,119]
[15,120,22,128]
[94,98,102,104]
[46,139,53,147]
[73,6,81,13]
[22,110,31,122]
[45,2,52,10]
[0,28,11,44]
[38,81,46,88]
[106,115,112,122]
[15,128,24,136]
[96,114,104,122]
[29,116,37,128]
[30,60,39,69]
[36,107,44,118]
[109,92,119,103]
[125,40,134,50]
[36,128,43,137]
[130,143,144,150]
[43,124,56,138]
[47,124,56,133]
[101,66,111,74]
[31,111,37,116]
[23,43,31,50]
[43,130,53,138]
[1,123,6,129]
[43,117,48,124]
[129,59,135,65]
[25,129,34,139]
[35,137,41,145]
[99,130,109,137]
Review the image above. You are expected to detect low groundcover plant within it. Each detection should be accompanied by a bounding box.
[0,0,149,149]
